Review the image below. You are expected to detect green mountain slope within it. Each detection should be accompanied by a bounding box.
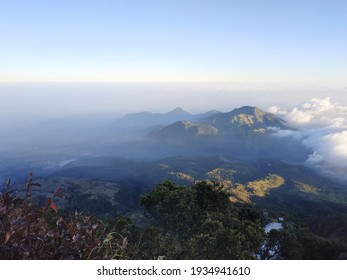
[151,120,219,140]
[206,106,288,131]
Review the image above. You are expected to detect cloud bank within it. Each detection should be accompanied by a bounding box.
[269,97,347,183]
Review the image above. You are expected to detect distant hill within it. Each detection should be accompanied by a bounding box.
[151,106,289,139]
[113,107,225,134]
[145,106,300,161]
[114,107,193,130]
[150,120,219,140]
[205,106,288,132]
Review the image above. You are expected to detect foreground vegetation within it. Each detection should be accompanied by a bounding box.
[1,178,346,260]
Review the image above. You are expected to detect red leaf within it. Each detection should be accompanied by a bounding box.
[47,198,58,213]
[49,203,58,213]
[5,232,11,244]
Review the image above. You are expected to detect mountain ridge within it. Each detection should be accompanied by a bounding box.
[206,106,288,130]
[150,105,291,141]
[150,120,219,139]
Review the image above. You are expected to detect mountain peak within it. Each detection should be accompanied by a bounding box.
[231,106,264,115]
[169,107,186,113]
[207,106,287,130]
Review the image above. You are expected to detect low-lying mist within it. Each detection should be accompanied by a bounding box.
[0,88,346,185]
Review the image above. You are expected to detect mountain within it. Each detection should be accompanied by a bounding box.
[112,108,226,137]
[150,120,219,140]
[114,107,193,131]
[206,106,288,132]
[146,106,302,160]
[151,106,290,140]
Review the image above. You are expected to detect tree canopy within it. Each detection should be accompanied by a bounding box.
[140,180,265,259]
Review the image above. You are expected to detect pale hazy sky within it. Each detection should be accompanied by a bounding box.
[0,83,346,118]
[0,0,346,84]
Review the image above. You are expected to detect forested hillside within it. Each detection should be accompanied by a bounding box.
[1,176,346,260]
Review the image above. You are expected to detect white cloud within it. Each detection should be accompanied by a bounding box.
[270,97,347,183]
[268,106,288,115]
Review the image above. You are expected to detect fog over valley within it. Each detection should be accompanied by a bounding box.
[0,84,346,185]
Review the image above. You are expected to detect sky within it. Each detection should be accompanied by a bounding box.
[0,83,346,118]
[0,0,347,84]
[0,1,346,183]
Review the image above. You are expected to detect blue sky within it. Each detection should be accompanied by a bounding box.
[1,0,346,84]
